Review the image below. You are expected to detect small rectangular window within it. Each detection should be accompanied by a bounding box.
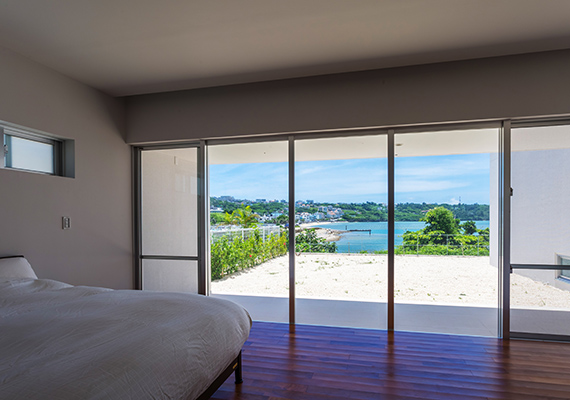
[2,126,65,176]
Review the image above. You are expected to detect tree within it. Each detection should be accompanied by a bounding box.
[400,208,489,256]
[219,206,260,228]
[294,229,337,253]
[421,207,459,235]
[233,206,260,228]
[274,214,289,226]
[460,220,477,235]
[210,213,226,226]
[220,211,238,226]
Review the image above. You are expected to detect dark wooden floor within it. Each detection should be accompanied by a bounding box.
[212,321,570,400]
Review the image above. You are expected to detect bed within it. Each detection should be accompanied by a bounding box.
[0,256,251,400]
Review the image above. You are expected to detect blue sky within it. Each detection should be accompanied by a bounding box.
[209,153,491,204]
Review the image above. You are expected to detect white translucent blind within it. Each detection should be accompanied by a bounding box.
[142,259,198,293]
[141,148,198,256]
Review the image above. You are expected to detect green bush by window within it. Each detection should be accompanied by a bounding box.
[211,229,288,280]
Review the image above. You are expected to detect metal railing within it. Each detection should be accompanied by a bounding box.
[341,233,490,255]
[400,233,489,256]
[210,225,282,244]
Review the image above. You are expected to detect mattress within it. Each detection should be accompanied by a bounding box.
[0,278,251,400]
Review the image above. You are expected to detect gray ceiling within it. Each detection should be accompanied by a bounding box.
[1,0,570,97]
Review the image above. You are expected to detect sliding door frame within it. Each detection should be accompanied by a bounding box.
[508,117,570,341]
[205,121,503,334]
[132,117,529,338]
[132,146,142,290]
[133,142,207,294]
[391,122,505,336]
[387,130,395,331]
[288,136,296,332]
[499,120,511,339]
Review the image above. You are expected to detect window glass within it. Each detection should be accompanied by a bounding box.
[561,256,570,279]
[4,135,54,174]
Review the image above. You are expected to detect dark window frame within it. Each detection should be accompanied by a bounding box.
[2,126,65,176]
[558,254,570,281]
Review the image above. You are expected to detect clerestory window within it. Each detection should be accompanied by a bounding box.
[1,125,73,177]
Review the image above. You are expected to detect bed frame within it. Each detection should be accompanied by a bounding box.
[195,351,243,400]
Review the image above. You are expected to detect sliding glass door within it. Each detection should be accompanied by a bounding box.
[295,135,388,329]
[510,123,570,340]
[393,127,500,336]
[135,121,515,338]
[202,127,503,335]
[138,146,201,293]
[207,141,289,323]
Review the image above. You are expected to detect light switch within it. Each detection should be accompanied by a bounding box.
[62,216,71,230]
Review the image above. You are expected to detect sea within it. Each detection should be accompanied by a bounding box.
[312,221,490,253]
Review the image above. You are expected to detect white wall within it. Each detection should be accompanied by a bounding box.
[126,50,570,144]
[0,47,132,289]
[511,145,570,291]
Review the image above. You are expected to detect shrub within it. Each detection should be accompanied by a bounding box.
[401,209,489,256]
[211,229,287,280]
[294,229,337,253]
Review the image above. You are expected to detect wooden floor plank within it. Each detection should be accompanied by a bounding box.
[212,321,570,400]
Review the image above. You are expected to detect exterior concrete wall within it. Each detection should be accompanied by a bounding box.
[511,145,570,291]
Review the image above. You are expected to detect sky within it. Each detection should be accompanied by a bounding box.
[209,153,491,204]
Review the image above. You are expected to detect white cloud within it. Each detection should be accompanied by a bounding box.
[395,179,469,193]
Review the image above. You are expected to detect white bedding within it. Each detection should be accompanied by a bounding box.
[0,278,251,400]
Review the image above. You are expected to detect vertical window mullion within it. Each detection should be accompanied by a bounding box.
[500,120,511,339]
[288,135,296,332]
[387,129,395,331]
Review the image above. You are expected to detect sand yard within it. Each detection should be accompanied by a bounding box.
[212,253,570,309]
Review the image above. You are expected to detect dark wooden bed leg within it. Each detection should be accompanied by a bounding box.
[196,352,244,399]
[235,351,243,384]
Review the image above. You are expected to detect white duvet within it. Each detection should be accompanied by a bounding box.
[0,278,251,400]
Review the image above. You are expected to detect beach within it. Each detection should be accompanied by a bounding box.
[299,222,341,241]
[297,220,491,253]
[212,253,570,309]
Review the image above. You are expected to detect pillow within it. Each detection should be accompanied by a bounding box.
[0,256,38,279]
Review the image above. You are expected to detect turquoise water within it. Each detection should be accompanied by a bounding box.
[312,221,490,253]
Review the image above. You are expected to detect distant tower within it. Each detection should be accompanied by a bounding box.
[459,196,462,204]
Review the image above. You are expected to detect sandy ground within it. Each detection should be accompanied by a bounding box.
[211,254,570,309]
